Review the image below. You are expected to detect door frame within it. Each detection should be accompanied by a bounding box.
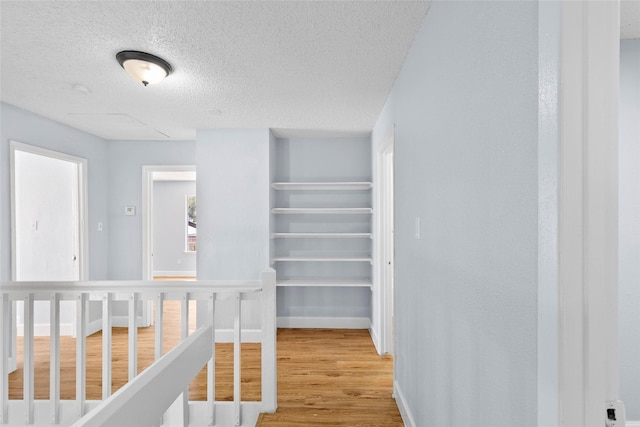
[8,140,89,371]
[142,165,197,280]
[549,1,620,425]
[10,140,89,281]
[377,132,395,356]
[142,165,196,325]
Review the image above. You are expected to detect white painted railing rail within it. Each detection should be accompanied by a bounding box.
[71,324,214,427]
[0,269,277,427]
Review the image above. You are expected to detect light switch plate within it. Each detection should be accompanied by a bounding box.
[605,400,626,427]
[125,206,136,216]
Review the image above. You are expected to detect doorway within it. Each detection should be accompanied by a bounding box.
[142,165,197,329]
[9,141,88,369]
[142,165,197,280]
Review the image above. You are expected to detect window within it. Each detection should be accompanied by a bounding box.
[186,195,196,252]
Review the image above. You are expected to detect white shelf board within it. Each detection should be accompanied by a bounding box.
[272,182,372,191]
[272,207,372,215]
[277,279,372,288]
[272,256,372,263]
[271,232,373,239]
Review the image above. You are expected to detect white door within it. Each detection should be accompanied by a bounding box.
[11,141,87,338]
[381,144,395,356]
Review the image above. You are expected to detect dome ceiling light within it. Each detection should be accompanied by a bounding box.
[116,50,172,86]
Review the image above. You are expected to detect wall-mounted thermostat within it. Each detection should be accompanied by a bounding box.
[125,206,136,216]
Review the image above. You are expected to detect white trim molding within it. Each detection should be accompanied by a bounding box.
[153,271,197,278]
[558,1,620,426]
[394,380,416,427]
[538,1,561,425]
[277,316,370,329]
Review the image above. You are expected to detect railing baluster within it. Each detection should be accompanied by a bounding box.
[155,292,164,427]
[24,293,34,424]
[50,293,60,424]
[1,293,9,424]
[181,293,189,340]
[233,292,241,426]
[128,293,138,381]
[102,293,112,400]
[0,275,272,426]
[155,292,164,361]
[207,292,216,426]
[181,293,189,427]
[76,293,87,417]
[261,269,277,413]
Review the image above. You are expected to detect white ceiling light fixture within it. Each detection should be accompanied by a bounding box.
[116,50,172,86]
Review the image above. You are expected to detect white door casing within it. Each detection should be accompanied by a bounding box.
[8,141,88,372]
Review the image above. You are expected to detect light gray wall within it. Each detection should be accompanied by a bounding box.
[153,180,197,275]
[0,102,109,281]
[619,38,640,421]
[195,129,272,280]
[107,140,195,279]
[195,129,272,330]
[373,2,539,426]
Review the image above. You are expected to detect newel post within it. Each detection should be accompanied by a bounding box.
[261,268,277,413]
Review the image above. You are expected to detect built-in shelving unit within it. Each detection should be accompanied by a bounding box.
[276,278,372,288]
[271,182,372,191]
[272,233,372,239]
[272,255,373,263]
[271,181,373,289]
[272,207,372,215]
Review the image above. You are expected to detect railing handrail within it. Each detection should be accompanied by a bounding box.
[0,279,263,296]
[0,269,278,426]
[71,324,214,427]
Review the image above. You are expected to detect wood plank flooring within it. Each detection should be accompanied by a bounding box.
[256,329,402,427]
[8,301,402,426]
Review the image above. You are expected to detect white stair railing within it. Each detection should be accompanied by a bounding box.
[0,269,277,427]
[71,323,214,427]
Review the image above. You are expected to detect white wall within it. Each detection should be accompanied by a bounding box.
[619,38,640,421]
[373,2,538,425]
[153,180,197,275]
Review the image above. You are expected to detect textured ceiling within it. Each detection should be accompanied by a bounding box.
[1,1,637,141]
[0,0,430,140]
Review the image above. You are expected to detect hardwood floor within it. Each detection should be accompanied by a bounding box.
[256,329,402,427]
[8,302,402,426]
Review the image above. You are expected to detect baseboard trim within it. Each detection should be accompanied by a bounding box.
[627,421,640,427]
[369,323,382,355]
[87,319,102,336]
[277,316,370,329]
[153,270,196,278]
[18,323,74,337]
[394,380,416,427]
